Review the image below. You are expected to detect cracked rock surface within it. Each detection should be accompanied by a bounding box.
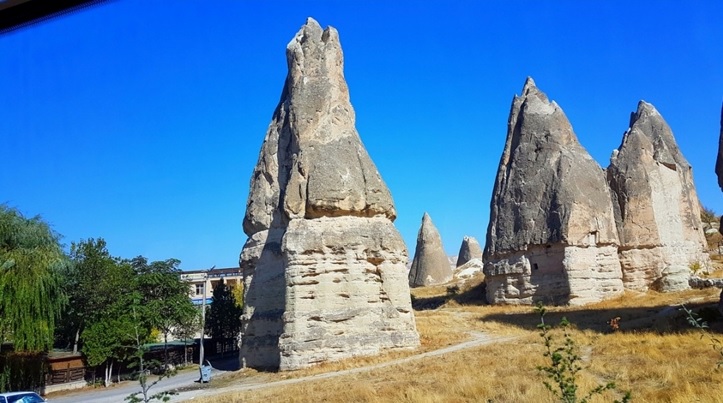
[483,78,624,306]
[607,101,709,292]
[239,18,419,371]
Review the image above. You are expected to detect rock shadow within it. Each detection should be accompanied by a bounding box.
[239,229,287,372]
[207,355,242,371]
[481,300,723,335]
[412,281,488,311]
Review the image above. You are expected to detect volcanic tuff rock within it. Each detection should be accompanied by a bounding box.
[239,18,419,371]
[607,101,709,292]
[453,258,484,285]
[456,236,483,267]
[408,213,453,287]
[483,77,624,306]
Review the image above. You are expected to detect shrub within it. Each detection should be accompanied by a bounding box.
[535,303,631,403]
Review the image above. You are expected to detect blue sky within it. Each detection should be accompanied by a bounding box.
[1,1,722,270]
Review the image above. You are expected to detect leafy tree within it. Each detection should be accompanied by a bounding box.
[0,205,67,352]
[171,307,201,366]
[82,312,137,387]
[59,238,119,354]
[125,305,177,403]
[132,256,194,368]
[231,282,244,309]
[205,279,243,344]
[80,258,144,387]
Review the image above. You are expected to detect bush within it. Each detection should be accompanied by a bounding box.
[535,303,631,403]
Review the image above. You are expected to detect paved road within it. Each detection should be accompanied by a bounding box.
[175,332,518,402]
[49,355,240,403]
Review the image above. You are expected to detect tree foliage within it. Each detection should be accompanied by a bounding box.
[0,204,195,389]
[231,282,244,309]
[0,205,67,352]
[171,307,201,366]
[132,257,196,367]
[125,306,177,403]
[59,238,120,353]
[205,279,243,341]
[80,258,144,387]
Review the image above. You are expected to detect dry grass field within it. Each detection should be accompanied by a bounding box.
[196,269,723,403]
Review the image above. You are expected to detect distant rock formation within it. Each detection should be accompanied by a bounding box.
[454,258,484,285]
[408,213,453,287]
[483,78,624,306]
[239,17,419,371]
[456,236,483,267]
[607,101,710,292]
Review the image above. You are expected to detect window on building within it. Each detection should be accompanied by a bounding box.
[195,283,204,296]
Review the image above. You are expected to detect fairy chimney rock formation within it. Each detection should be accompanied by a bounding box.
[239,17,419,371]
[456,236,483,267]
[607,101,710,292]
[483,78,624,306]
[408,213,453,287]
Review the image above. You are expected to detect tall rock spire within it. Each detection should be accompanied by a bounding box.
[608,101,710,291]
[408,213,452,287]
[483,78,623,305]
[239,18,419,371]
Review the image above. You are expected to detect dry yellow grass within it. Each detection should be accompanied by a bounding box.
[198,275,723,403]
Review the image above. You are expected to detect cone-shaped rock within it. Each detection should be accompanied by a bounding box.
[483,78,624,305]
[239,18,419,371]
[456,236,483,267]
[607,101,710,292]
[408,213,453,287]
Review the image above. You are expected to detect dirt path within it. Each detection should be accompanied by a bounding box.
[174,332,518,402]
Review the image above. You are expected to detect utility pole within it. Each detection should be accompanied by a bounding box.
[199,265,215,379]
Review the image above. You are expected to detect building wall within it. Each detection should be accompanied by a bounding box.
[180,267,242,305]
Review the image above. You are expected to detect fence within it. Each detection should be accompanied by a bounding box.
[2,339,237,391]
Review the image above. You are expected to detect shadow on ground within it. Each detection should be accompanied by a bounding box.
[208,355,241,371]
[481,300,723,334]
[411,281,487,311]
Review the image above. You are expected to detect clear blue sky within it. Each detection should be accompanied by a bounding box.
[1,1,722,270]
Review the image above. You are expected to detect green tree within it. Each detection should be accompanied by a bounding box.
[82,312,137,387]
[125,305,177,403]
[59,238,119,354]
[205,279,243,345]
[231,282,244,309]
[80,258,145,387]
[0,205,67,352]
[132,256,194,368]
[171,307,201,366]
